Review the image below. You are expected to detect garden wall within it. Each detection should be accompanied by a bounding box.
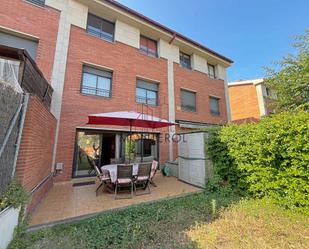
[15,95,57,213]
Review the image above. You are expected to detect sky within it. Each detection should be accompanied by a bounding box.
[117,0,309,82]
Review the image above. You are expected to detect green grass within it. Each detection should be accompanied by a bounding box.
[9,191,309,249]
[9,191,240,249]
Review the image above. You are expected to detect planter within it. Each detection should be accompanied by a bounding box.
[164,161,179,177]
[0,206,21,249]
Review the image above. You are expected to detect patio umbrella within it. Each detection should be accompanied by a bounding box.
[87,111,177,162]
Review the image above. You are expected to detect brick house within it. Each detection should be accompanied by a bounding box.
[228,78,274,123]
[0,0,232,207]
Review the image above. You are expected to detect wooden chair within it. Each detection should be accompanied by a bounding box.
[149,160,159,187]
[114,164,133,199]
[134,162,152,195]
[91,159,112,196]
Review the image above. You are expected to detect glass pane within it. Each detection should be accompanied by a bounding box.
[87,14,102,37]
[101,19,114,40]
[136,87,147,104]
[210,97,220,115]
[181,90,196,111]
[97,76,111,97]
[82,73,97,95]
[83,73,97,88]
[75,132,101,177]
[146,90,157,105]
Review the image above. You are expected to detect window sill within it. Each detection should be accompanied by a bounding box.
[180,108,197,113]
[85,32,115,44]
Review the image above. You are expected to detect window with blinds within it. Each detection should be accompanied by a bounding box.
[140,35,158,57]
[180,52,191,69]
[209,96,220,116]
[181,89,196,112]
[136,79,158,106]
[25,0,45,7]
[208,64,216,79]
[87,13,114,42]
[81,66,112,98]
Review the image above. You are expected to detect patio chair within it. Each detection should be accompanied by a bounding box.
[134,162,152,195]
[86,155,96,175]
[114,164,134,199]
[149,160,159,187]
[91,159,112,196]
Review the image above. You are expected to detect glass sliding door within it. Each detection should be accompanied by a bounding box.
[74,131,102,177]
[121,132,158,163]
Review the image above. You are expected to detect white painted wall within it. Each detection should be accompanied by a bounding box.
[158,39,179,63]
[191,53,207,73]
[255,84,267,116]
[114,20,140,48]
[0,207,20,249]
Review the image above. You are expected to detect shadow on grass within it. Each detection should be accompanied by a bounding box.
[9,190,242,249]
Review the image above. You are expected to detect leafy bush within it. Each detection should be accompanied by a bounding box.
[205,128,240,191]
[206,111,308,212]
[219,111,309,213]
[0,178,29,211]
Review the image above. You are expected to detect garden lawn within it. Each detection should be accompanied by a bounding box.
[9,192,309,249]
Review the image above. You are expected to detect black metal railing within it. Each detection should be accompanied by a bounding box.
[81,85,111,98]
[136,96,157,106]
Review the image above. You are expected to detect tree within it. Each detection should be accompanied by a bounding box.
[264,29,309,112]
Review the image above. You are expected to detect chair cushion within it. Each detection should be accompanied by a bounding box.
[136,176,149,181]
[117,178,132,184]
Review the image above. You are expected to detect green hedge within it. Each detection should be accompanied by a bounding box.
[207,111,309,213]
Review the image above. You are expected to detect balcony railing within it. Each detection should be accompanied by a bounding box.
[136,96,157,106]
[81,85,111,98]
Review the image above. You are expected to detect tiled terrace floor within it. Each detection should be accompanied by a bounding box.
[29,173,201,227]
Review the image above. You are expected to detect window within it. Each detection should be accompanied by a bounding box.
[208,64,216,79]
[180,52,191,69]
[25,0,45,6]
[0,32,38,60]
[266,87,271,96]
[209,96,220,116]
[181,89,196,112]
[140,36,157,57]
[81,66,112,98]
[87,13,114,42]
[136,79,158,106]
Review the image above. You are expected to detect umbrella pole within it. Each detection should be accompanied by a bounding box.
[129,120,132,164]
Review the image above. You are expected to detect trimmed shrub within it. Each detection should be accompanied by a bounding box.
[219,111,309,213]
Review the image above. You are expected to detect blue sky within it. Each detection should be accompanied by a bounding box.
[117,0,309,81]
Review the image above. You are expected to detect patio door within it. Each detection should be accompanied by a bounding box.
[74,131,102,177]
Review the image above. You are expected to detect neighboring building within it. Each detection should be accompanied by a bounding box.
[0,0,233,186]
[228,78,274,122]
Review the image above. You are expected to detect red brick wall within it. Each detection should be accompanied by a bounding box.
[0,0,60,81]
[228,84,260,121]
[16,95,56,193]
[174,64,228,125]
[26,175,53,213]
[54,26,169,181]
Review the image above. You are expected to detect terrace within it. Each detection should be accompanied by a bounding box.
[29,172,200,228]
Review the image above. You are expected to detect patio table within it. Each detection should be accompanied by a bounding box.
[101,164,139,183]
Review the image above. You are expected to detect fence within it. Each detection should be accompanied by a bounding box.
[0,81,26,195]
